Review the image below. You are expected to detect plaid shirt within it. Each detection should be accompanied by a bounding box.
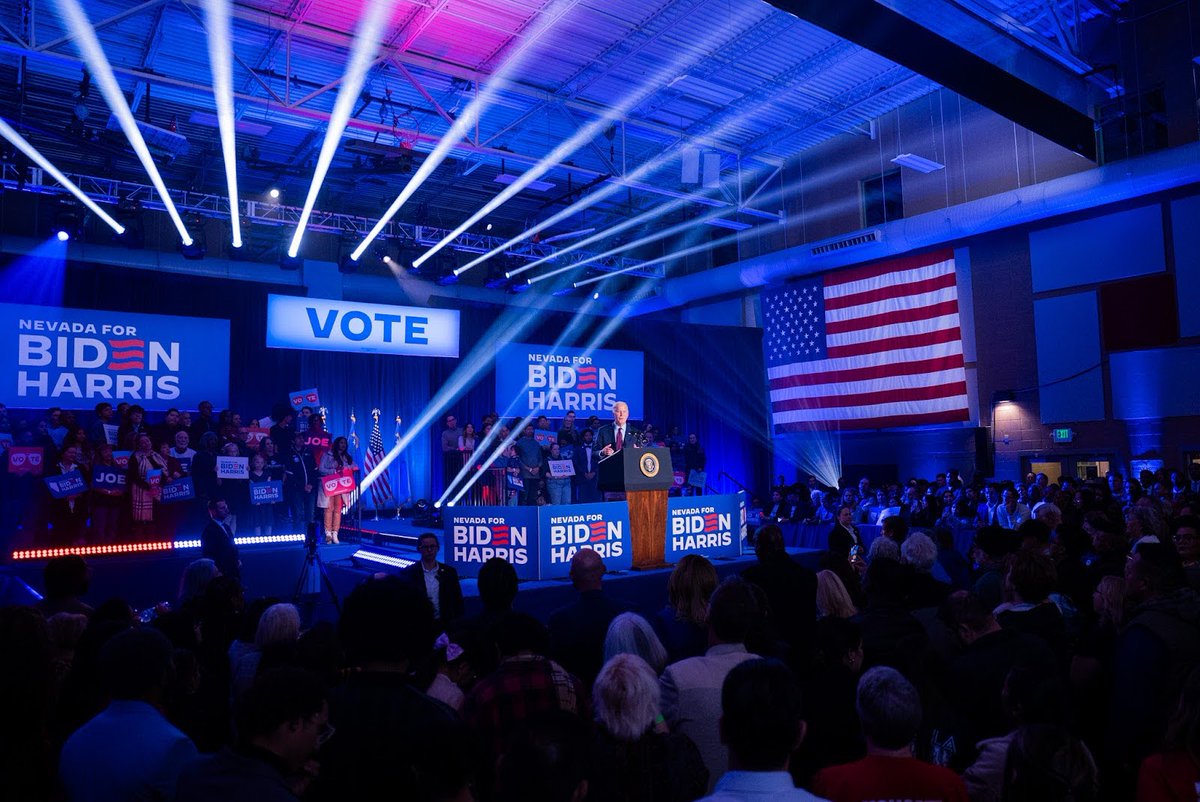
[464,654,583,759]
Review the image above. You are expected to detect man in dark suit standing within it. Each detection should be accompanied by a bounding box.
[572,428,601,503]
[201,498,240,582]
[400,532,464,629]
[595,400,633,458]
[548,549,627,687]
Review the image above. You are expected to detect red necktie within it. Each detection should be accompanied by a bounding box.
[616,428,624,451]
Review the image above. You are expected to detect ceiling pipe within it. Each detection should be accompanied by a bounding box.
[630,141,1200,316]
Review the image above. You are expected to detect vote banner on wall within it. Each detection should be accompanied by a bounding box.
[266,295,460,358]
[161,477,195,503]
[8,446,44,475]
[0,302,229,410]
[92,465,127,492]
[665,494,742,563]
[44,470,87,498]
[539,501,632,579]
[445,506,539,581]
[494,342,644,419]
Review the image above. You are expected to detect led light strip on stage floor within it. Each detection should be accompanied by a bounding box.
[351,549,415,569]
[11,533,306,561]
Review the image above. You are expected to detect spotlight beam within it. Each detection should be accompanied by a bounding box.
[53,0,192,245]
[445,280,658,507]
[204,0,241,248]
[572,218,788,288]
[350,0,583,262]
[420,21,736,273]
[288,0,395,258]
[455,94,786,277]
[0,118,125,235]
[529,178,789,285]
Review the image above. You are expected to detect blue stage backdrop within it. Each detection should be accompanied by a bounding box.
[48,263,770,505]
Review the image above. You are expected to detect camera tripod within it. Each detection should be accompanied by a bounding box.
[293,524,342,614]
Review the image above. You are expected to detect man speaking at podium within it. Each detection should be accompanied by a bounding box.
[596,400,634,458]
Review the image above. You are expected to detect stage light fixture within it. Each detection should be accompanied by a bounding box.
[204,0,242,247]
[53,0,192,244]
[592,291,600,300]
[486,222,493,231]
[269,188,280,199]
[56,230,70,242]
[0,118,125,235]
[349,1,579,262]
[288,0,395,258]
[179,239,206,260]
[279,252,304,271]
[339,254,358,274]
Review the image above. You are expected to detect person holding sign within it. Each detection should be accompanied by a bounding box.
[596,401,634,458]
[47,445,89,545]
[90,444,125,543]
[245,454,274,537]
[318,436,356,544]
[130,434,169,540]
[543,442,573,506]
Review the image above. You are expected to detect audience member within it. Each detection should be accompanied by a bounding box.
[655,554,719,662]
[603,611,670,675]
[742,524,818,658]
[812,666,968,801]
[36,554,93,618]
[661,576,762,792]
[549,548,629,686]
[400,532,465,629]
[59,628,199,802]
[589,653,708,802]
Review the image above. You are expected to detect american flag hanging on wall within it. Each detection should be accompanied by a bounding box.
[763,249,971,432]
[363,411,393,507]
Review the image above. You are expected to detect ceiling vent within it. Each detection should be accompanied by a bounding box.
[809,229,882,257]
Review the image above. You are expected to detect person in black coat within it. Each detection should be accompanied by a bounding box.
[827,504,862,558]
[399,533,464,629]
[741,524,818,659]
[548,549,628,687]
[201,498,241,582]
[595,401,636,456]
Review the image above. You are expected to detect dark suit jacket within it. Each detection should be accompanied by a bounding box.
[399,561,464,625]
[742,553,818,649]
[595,423,636,451]
[827,523,860,558]
[548,589,628,686]
[201,518,241,580]
[573,444,602,503]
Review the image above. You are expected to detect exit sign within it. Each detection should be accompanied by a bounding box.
[1052,427,1075,443]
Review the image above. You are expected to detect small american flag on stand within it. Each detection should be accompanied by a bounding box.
[363,409,393,508]
[763,250,970,431]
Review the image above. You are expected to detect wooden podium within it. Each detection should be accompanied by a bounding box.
[598,447,673,571]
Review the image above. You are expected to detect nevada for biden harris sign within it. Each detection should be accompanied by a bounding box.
[495,342,644,418]
[266,295,459,358]
[0,302,229,410]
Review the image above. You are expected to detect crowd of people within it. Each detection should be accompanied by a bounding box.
[438,404,708,507]
[5,454,1200,801]
[0,400,363,548]
[0,400,712,550]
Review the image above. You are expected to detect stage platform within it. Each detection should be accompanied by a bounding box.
[4,522,823,628]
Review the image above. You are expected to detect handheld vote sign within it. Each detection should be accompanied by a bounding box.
[112,450,132,469]
[161,477,195,503]
[290,388,320,411]
[250,480,283,505]
[321,467,355,497]
[8,446,44,476]
[146,468,162,489]
[44,470,87,498]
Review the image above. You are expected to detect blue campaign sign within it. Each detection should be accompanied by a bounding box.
[92,466,127,492]
[250,480,283,505]
[495,342,644,419]
[539,501,632,580]
[161,476,196,503]
[44,470,87,498]
[0,302,229,411]
[665,493,742,563]
[445,506,539,580]
[266,295,459,358]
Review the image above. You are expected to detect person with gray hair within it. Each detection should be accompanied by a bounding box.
[178,558,220,606]
[812,667,968,801]
[900,532,951,609]
[603,612,669,675]
[866,536,900,563]
[589,654,709,802]
[232,603,301,700]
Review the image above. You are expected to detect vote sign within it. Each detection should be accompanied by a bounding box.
[289,387,320,411]
[8,446,44,476]
[321,467,355,497]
